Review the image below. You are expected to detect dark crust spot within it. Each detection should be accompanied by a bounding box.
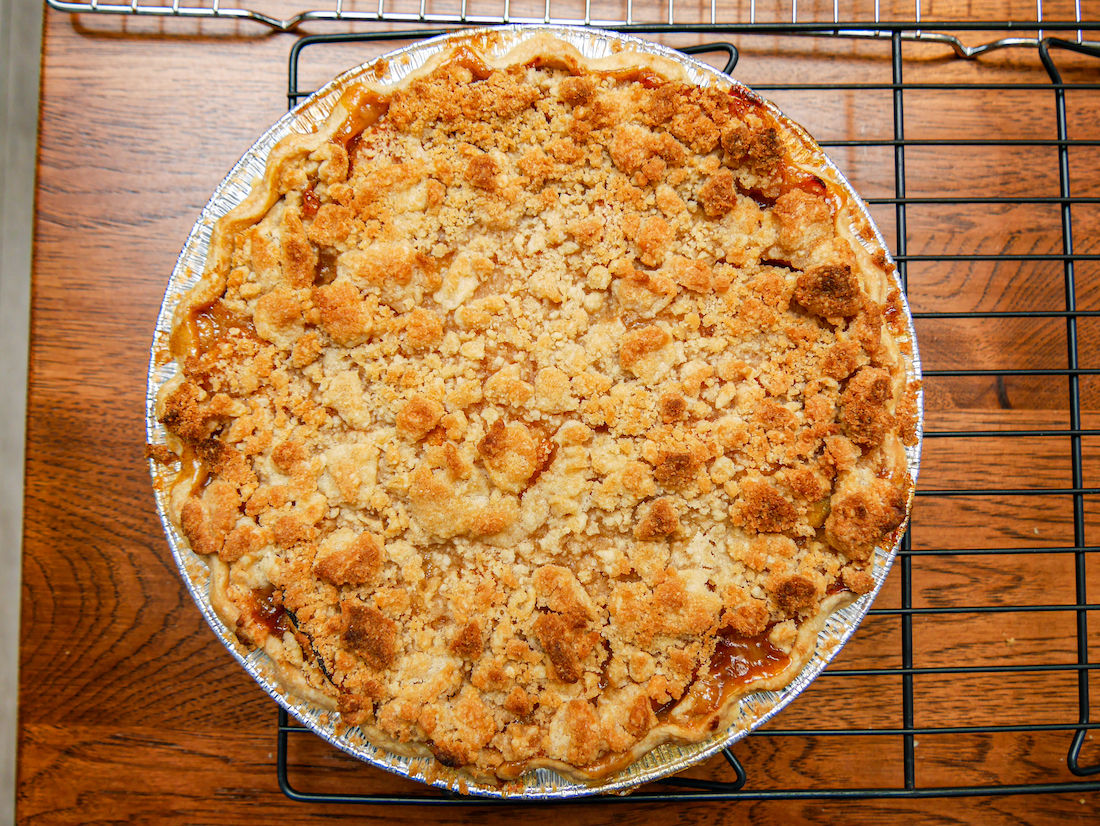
[653,450,700,488]
[558,76,596,106]
[144,443,176,464]
[721,121,783,177]
[533,612,581,683]
[775,574,818,614]
[449,620,484,660]
[698,168,738,218]
[634,498,680,541]
[737,480,799,534]
[477,419,509,460]
[192,439,254,488]
[431,744,466,768]
[794,264,862,319]
[160,381,210,442]
[658,392,687,423]
[341,602,398,669]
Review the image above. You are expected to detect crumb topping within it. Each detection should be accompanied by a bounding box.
[159,46,915,781]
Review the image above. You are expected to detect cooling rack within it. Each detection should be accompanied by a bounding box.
[272,22,1100,804]
[33,0,1097,51]
[54,0,1100,806]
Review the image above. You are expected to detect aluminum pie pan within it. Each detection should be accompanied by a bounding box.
[145,24,923,799]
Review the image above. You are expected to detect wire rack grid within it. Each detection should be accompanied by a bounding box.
[41,0,1097,55]
[52,0,1100,806]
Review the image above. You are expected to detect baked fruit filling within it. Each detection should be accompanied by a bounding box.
[155,35,918,783]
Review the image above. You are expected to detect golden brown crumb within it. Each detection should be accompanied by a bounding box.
[315,281,371,347]
[314,533,383,586]
[842,566,876,594]
[160,381,212,442]
[720,119,782,181]
[291,329,324,367]
[337,692,373,726]
[625,693,656,738]
[634,215,671,266]
[620,326,671,371]
[255,287,303,344]
[733,480,799,534]
[307,203,354,246]
[273,514,312,548]
[404,307,444,352]
[782,467,829,502]
[723,598,769,637]
[272,439,307,472]
[465,150,498,190]
[396,395,444,441]
[220,524,265,563]
[897,381,921,446]
[825,481,907,561]
[840,367,895,450]
[773,188,831,251]
[823,339,863,380]
[504,686,535,716]
[669,257,713,293]
[180,499,220,556]
[634,498,680,540]
[558,75,596,106]
[279,209,317,288]
[477,419,509,459]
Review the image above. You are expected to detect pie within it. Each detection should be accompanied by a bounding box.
[153,31,919,786]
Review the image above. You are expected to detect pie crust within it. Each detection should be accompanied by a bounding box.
[153,31,919,786]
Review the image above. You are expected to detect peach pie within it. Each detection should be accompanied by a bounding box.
[154,32,919,783]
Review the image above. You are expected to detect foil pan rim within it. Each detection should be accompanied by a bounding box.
[146,23,923,800]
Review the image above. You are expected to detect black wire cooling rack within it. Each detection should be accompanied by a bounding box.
[262,18,1100,804]
[46,0,1100,807]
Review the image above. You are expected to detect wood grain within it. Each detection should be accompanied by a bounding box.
[21,4,1100,823]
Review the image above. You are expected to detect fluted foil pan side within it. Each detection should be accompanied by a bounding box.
[146,24,923,800]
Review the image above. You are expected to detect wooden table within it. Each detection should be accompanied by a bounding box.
[20,4,1100,823]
